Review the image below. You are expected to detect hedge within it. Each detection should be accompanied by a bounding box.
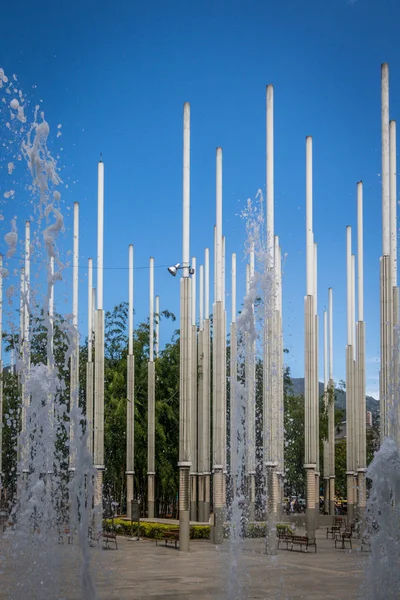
[103,519,293,540]
[103,519,210,540]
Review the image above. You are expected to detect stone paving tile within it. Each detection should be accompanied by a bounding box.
[0,530,368,599]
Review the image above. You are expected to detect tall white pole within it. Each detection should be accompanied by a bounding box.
[382,63,390,258]
[0,255,3,478]
[248,245,256,521]
[390,121,397,288]
[306,138,313,297]
[216,149,223,303]
[266,84,274,264]
[323,309,329,514]
[86,258,94,458]
[24,221,30,350]
[356,184,367,520]
[155,295,160,358]
[199,267,204,331]
[346,226,355,522]
[126,244,135,518]
[22,221,31,477]
[357,183,364,322]
[230,253,237,505]
[94,158,105,530]
[328,287,335,515]
[212,146,225,543]
[69,202,79,473]
[88,259,93,362]
[202,248,211,522]
[49,256,54,364]
[347,227,352,347]
[179,102,192,551]
[190,256,198,521]
[380,64,392,440]
[147,257,156,518]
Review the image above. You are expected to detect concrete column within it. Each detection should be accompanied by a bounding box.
[328,288,335,515]
[357,322,367,520]
[179,275,192,551]
[203,317,211,523]
[69,202,80,473]
[246,251,256,522]
[94,308,105,530]
[394,287,400,444]
[0,255,3,479]
[346,345,355,523]
[126,244,135,519]
[86,258,94,458]
[380,64,392,440]
[94,158,105,531]
[212,300,225,543]
[190,257,198,521]
[305,294,317,537]
[230,252,237,505]
[148,257,156,518]
[197,326,204,522]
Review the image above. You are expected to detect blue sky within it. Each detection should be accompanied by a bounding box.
[0,0,399,397]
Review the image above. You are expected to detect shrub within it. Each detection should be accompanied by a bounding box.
[103,519,210,540]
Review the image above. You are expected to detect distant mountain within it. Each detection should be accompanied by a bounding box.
[290,377,379,418]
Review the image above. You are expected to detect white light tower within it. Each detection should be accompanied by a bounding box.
[197,264,205,521]
[264,83,279,555]
[155,295,160,358]
[304,136,317,539]
[328,288,335,516]
[202,248,211,523]
[212,146,225,544]
[230,253,237,503]
[126,244,135,519]
[190,256,198,521]
[323,309,329,515]
[86,258,94,458]
[178,102,192,552]
[148,257,156,518]
[0,255,3,480]
[380,63,392,440]
[69,202,79,473]
[94,159,105,531]
[22,221,31,480]
[247,246,256,521]
[390,120,399,443]
[356,182,367,519]
[346,226,355,523]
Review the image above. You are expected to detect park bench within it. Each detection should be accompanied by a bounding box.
[102,529,118,550]
[326,525,341,539]
[156,529,179,549]
[277,533,293,550]
[58,526,73,544]
[290,535,317,553]
[335,531,352,550]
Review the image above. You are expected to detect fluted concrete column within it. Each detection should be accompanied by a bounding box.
[179,275,192,551]
[190,322,198,521]
[203,317,211,523]
[212,301,225,543]
[328,379,336,517]
[94,308,105,530]
[346,344,355,523]
[380,256,392,439]
[305,294,317,537]
[126,354,135,519]
[230,320,237,502]
[393,287,400,445]
[147,360,155,518]
[197,328,204,522]
[356,321,366,521]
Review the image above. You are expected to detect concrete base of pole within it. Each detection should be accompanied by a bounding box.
[190,474,197,522]
[315,473,320,516]
[212,468,224,544]
[305,467,316,538]
[329,477,335,516]
[323,478,329,514]
[179,464,191,552]
[248,473,256,522]
[126,473,134,519]
[265,466,278,555]
[147,473,155,518]
[198,475,204,522]
[86,361,94,457]
[94,468,104,532]
[346,473,354,523]
[204,473,211,523]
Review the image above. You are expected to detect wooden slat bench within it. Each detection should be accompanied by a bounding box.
[102,530,118,550]
[326,525,341,539]
[277,534,293,550]
[156,530,179,548]
[335,531,352,549]
[291,535,317,553]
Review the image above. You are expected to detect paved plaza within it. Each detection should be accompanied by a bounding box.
[0,528,368,599]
